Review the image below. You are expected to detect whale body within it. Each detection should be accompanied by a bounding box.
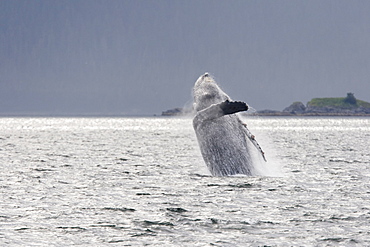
[192,73,264,176]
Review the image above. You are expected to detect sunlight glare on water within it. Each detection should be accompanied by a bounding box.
[0,117,369,246]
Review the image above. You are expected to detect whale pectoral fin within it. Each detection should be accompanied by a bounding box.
[193,100,249,129]
[220,100,248,115]
[241,122,267,162]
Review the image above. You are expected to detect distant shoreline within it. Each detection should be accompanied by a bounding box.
[163,93,370,117]
[252,112,370,117]
[160,108,370,117]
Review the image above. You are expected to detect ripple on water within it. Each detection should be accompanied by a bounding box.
[0,117,370,246]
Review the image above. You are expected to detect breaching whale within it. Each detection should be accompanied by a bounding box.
[192,73,266,176]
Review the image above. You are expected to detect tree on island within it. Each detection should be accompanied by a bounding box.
[344,92,357,105]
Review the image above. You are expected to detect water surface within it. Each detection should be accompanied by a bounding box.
[1,117,369,246]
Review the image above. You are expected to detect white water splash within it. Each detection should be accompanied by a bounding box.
[239,114,284,177]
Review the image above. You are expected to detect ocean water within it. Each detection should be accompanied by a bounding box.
[0,116,369,246]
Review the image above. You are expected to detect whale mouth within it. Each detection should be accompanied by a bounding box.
[202,72,210,80]
[201,72,213,82]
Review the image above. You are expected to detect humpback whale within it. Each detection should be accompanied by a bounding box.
[192,73,266,176]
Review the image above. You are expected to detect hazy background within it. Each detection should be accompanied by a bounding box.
[1,0,370,115]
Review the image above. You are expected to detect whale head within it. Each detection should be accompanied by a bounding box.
[193,73,230,111]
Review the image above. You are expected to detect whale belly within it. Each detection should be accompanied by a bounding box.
[194,115,253,176]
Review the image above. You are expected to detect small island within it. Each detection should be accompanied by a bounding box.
[162,93,370,116]
[258,93,370,116]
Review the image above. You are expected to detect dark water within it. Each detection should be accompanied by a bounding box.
[0,117,369,246]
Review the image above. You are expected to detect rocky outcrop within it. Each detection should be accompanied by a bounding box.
[305,106,370,115]
[161,108,184,116]
[283,102,306,114]
[161,107,193,116]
